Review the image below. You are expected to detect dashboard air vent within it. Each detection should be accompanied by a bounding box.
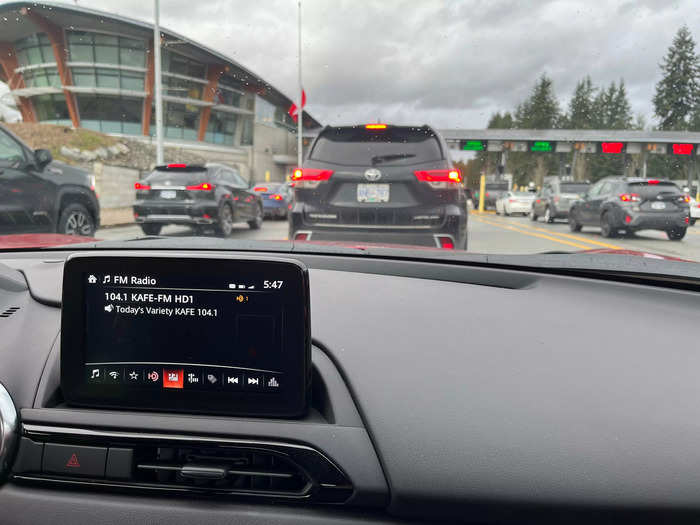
[135,445,309,496]
[0,307,20,318]
[14,425,353,504]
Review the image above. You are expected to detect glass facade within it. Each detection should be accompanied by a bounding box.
[11,31,296,150]
[205,111,237,145]
[149,102,200,141]
[22,67,61,88]
[255,95,295,130]
[77,95,142,135]
[33,94,71,125]
[162,75,203,99]
[67,31,146,68]
[15,34,54,66]
[162,50,205,79]
[72,67,145,91]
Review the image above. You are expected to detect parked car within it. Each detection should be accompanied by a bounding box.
[133,163,263,236]
[289,124,468,249]
[0,124,100,236]
[530,179,590,223]
[568,177,690,240]
[252,182,293,219]
[495,191,536,216]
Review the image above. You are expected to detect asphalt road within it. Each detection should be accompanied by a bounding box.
[97,213,700,262]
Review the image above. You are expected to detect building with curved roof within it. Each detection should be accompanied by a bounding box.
[0,1,319,181]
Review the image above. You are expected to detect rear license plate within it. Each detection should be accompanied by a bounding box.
[160,190,177,199]
[357,183,390,203]
[651,201,666,210]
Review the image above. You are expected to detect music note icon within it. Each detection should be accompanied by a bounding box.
[91,368,100,379]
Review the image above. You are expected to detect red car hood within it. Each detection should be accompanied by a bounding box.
[0,234,97,249]
[578,248,691,262]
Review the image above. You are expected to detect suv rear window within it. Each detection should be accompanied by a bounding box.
[626,181,680,199]
[309,127,443,166]
[560,183,589,194]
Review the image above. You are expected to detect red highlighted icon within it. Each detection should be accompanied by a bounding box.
[66,453,80,468]
[163,369,184,389]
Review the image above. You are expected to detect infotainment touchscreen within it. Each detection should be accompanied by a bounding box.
[60,254,310,417]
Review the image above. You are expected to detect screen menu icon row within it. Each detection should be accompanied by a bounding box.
[86,366,282,391]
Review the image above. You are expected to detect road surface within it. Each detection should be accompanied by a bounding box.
[97,213,700,262]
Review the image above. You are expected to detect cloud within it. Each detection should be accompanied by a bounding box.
[55,0,700,128]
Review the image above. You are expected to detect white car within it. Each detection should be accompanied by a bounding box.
[688,196,700,226]
[495,191,536,216]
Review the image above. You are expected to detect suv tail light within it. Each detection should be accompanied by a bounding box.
[435,235,455,249]
[291,168,334,189]
[134,182,151,191]
[619,193,640,202]
[414,169,462,189]
[186,182,214,191]
[270,194,283,200]
[253,186,268,192]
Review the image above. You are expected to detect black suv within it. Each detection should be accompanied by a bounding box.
[0,124,99,236]
[568,177,690,240]
[133,163,263,236]
[289,124,468,249]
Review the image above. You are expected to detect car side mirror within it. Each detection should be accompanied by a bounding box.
[34,149,53,169]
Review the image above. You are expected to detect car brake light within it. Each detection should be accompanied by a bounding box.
[435,235,455,249]
[254,186,268,192]
[508,198,516,203]
[291,168,334,189]
[270,194,283,200]
[647,179,660,184]
[167,163,187,168]
[414,170,462,189]
[134,182,150,190]
[619,193,640,202]
[187,182,213,191]
[294,232,310,241]
[624,215,632,224]
[685,216,690,224]
[365,123,387,129]
[485,192,490,197]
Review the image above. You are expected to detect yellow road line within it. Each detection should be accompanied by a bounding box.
[474,216,594,250]
[505,221,624,250]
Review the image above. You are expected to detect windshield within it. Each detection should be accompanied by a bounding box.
[0,1,699,268]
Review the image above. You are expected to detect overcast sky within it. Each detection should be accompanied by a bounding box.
[49,0,700,129]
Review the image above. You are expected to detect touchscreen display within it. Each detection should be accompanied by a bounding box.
[61,255,310,417]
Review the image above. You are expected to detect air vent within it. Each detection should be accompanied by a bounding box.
[14,425,353,504]
[134,445,309,496]
[0,307,19,318]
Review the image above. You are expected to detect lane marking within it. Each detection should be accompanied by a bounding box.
[500,220,624,250]
[474,216,594,250]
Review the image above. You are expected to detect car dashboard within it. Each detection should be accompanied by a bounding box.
[1,247,700,524]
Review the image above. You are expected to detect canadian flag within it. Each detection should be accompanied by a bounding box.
[288,89,306,123]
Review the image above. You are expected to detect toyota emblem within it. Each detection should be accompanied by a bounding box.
[364,168,382,182]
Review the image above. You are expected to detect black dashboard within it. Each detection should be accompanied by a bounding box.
[1,246,700,524]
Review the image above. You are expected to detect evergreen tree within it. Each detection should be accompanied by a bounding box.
[565,76,596,129]
[515,74,561,129]
[653,25,700,130]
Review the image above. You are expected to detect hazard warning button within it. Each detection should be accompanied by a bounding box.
[42,443,107,477]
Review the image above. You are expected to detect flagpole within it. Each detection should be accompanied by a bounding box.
[297,0,303,169]
[153,0,164,165]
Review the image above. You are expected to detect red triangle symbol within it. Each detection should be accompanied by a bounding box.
[66,453,80,468]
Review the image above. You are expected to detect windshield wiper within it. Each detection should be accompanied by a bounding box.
[370,153,415,164]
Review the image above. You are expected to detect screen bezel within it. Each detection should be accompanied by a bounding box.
[60,253,310,418]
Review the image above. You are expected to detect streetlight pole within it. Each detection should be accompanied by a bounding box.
[153,0,164,165]
[297,0,303,169]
